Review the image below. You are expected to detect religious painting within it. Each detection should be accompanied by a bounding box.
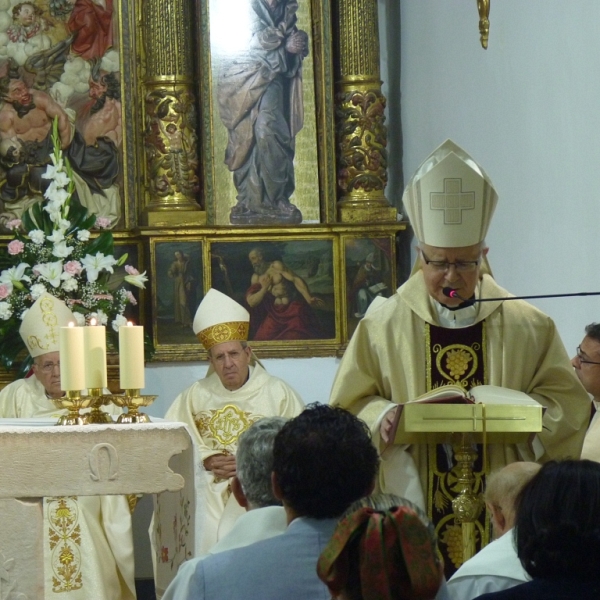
[198,0,336,225]
[344,235,395,339]
[151,239,204,353]
[0,0,133,232]
[209,236,339,350]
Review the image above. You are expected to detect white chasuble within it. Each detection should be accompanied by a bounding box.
[164,364,304,554]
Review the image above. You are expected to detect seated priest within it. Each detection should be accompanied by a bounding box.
[164,288,304,553]
[329,139,590,576]
[0,293,136,600]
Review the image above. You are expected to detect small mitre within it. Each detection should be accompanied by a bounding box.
[402,139,498,247]
[19,293,75,358]
[193,288,250,350]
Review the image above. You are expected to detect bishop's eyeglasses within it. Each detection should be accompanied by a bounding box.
[419,249,481,273]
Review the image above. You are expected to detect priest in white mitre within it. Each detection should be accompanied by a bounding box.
[165,288,304,553]
[0,293,136,599]
[329,139,590,575]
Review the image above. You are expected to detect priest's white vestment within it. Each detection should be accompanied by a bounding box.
[165,363,304,552]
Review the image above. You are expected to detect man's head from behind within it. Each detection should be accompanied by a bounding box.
[572,323,600,400]
[232,416,288,510]
[485,461,540,538]
[272,403,379,519]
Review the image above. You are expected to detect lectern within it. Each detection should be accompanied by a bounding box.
[393,395,543,564]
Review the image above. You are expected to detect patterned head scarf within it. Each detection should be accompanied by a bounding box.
[317,505,443,600]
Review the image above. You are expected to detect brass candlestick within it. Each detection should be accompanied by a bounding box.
[112,389,156,424]
[53,390,93,426]
[87,388,114,424]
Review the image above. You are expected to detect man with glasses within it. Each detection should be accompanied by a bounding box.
[574,323,600,462]
[330,140,589,576]
[0,292,136,599]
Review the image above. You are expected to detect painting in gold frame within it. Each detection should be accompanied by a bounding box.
[0,0,141,232]
[149,237,205,356]
[197,0,336,225]
[342,234,397,340]
[210,236,338,347]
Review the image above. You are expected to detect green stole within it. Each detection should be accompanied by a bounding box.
[425,321,490,578]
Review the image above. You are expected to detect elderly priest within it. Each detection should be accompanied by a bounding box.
[0,293,135,599]
[329,140,590,573]
[165,288,304,553]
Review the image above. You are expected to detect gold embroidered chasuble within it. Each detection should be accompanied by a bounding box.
[0,375,135,600]
[165,363,304,553]
[330,271,590,564]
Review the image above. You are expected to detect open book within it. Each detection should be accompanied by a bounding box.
[389,384,543,445]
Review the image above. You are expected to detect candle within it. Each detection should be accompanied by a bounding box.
[119,322,145,389]
[84,320,107,389]
[59,323,86,391]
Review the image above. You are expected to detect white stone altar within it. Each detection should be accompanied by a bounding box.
[0,420,198,599]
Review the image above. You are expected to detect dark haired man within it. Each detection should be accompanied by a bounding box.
[574,323,600,461]
[162,403,380,600]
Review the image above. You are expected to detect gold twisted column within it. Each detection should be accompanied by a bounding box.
[334,0,396,223]
[140,0,205,226]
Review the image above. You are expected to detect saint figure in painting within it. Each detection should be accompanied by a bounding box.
[217,0,308,225]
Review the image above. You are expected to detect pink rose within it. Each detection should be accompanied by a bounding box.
[125,265,139,275]
[5,219,21,231]
[7,240,24,255]
[0,283,12,299]
[95,217,112,229]
[64,260,83,276]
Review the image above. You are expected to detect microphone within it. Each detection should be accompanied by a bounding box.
[442,287,600,303]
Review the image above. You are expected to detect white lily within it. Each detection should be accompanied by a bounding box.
[41,155,64,180]
[52,240,74,258]
[81,253,117,283]
[33,261,64,288]
[124,270,148,289]
[44,183,70,205]
[47,230,65,244]
[0,263,31,290]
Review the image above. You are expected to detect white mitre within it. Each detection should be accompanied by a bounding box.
[402,139,498,247]
[19,293,75,358]
[193,288,250,350]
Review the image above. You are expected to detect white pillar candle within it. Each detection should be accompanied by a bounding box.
[59,323,86,391]
[84,321,107,389]
[119,322,145,390]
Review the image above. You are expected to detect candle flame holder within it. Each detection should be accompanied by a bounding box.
[87,388,114,424]
[112,389,156,424]
[53,390,93,426]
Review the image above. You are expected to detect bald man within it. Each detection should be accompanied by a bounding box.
[447,462,541,600]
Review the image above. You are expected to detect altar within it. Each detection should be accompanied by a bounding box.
[0,420,197,599]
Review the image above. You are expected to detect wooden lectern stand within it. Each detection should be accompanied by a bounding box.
[394,398,543,564]
[0,420,196,598]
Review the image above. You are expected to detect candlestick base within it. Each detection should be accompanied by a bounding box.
[53,391,93,426]
[112,389,156,424]
[87,389,114,424]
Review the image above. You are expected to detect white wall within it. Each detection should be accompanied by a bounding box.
[399,0,600,356]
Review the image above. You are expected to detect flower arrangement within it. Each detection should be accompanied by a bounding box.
[0,118,150,376]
